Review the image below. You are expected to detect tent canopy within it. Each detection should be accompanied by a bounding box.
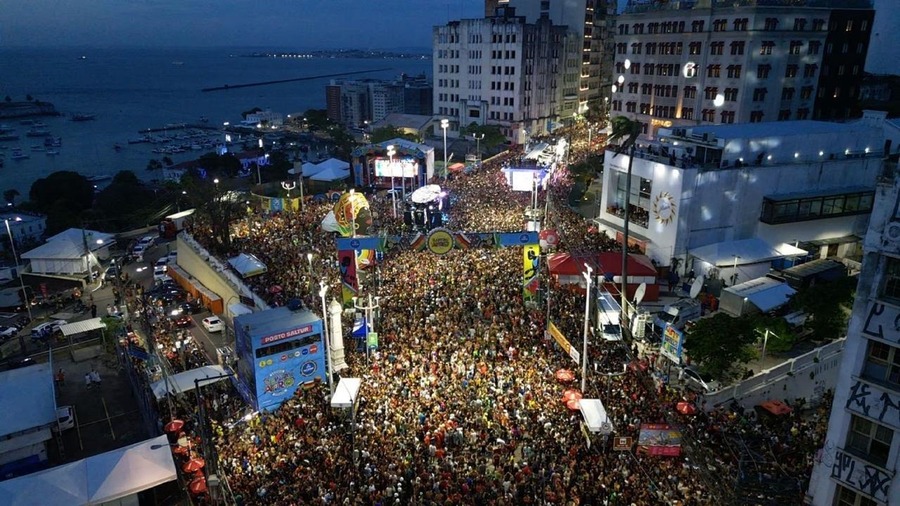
[150,365,230,399]
[724,277,796,313]
[60,318,106,337]
[0,363,56,438]
[316,157,350,171]
[310,166,351,182]
[690,238,807,267]
[0,435,177,506]
[23,228,116,260]
[579,398,614,434]
[331,377,361,409]
[228,253,267,278]
[548,252,657,277]
[758,399,793,416]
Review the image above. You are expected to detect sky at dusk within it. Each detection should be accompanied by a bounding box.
[1,0,896,73]
[0,0,483,49]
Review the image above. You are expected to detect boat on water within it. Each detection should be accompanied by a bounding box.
[25,128,52,137]
[0,124,14,134]
[0,134,19,142]
[19,120,34,126]
[114,144,123,152]
[72,113,96,122]
[46,149,60,156]
[11,149,29,160]
[30,145,45,152]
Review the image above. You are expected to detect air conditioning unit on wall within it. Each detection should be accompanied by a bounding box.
[883,222,900,248]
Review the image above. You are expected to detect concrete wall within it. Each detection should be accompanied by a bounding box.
[174,235,241,313]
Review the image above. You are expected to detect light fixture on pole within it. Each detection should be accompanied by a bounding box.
[582,264,593,393]
[4,217,32,357]
[731,255,741,285]
[386,145,397,218]
[319,281,334,398]
[473,132,484,164]
[440,119,449,179]
[281,180,296,201]
[306,252,314,287]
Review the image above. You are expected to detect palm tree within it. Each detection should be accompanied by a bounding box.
[607,116,642,331]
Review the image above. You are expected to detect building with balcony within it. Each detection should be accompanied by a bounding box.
[507,0,617,119]
[595,111,888,277]
[611,0,873,138]
[805,153,900,505]
[433,6,578,142]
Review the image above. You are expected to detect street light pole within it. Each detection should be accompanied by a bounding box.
[4,217,32,356]
[306,252,314,289]
[440,119,449,179]
[353,294,380,364]
[319,281,334,398]
[582,264,593,393]
[387,145,397,219]
[473,132,484,164]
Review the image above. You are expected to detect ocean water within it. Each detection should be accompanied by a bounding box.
[0,46,432,195]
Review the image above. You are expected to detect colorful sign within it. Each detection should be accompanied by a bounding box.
[637,424,682,456]
[333,191,372,237]
[547,322,579,364]
[613,436,633,451]
[338,249,358,306]
[247,320,325,412]
[426,228,455,255]
[260,324,315,345]
[367,332,379,349]
[660,324,684,364]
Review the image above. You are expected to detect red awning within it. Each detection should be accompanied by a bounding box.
[759,399,793,416]
[547,252,657,277]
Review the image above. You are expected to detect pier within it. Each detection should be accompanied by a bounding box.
[200,68,392,92]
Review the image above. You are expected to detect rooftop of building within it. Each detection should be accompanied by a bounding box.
[622,0,873,14]
[676,117,881,142]
[0,211,45,223]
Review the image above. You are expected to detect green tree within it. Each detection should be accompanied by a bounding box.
[302,109,331,132]
[29,171,93,213]
[683,313,759,381]
[459,122,506,150]
[182,176,244,253]
[93,171,155,230]
[146,159,163,171]
[370,125,419,144]
[162,156,174,167]
[791,276,856,341]
[3,189,20,206]
[197,152,243,179]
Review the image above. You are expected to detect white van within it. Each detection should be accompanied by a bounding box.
[653,298,702,333]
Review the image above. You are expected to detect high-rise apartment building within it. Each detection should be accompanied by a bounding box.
[507,0,617,118]
[814,7,875,120]
[611,0,873,138]
[433,6,578,142]
[326,77,431,128]
[806,149,900,505]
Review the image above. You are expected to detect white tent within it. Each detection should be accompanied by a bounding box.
[299,161,321,176]
[331,377,361,408]
[310,166,351,182]
[60,318,106,337]
[316,157,350,171]
[690,238,807,267]
[150,365,230,399]
[579,398,614,434]
[0,435,177,506]
[21,228,115,275]
[228,252,267,278]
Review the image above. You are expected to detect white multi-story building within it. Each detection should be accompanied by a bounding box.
[805,153,900,505]
[507,0,618,119]
[595,111,888,275]
[611,0,873,138]
[433,6,578,142]
[0,212,46,251]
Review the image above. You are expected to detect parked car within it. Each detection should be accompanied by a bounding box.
[153,265,169,282]
[132,244,146,261]
[8,357,35,369]
[0,325,17,342]
[180,299,203,314]
[104,266,120,282]
[166,251,178,263]
[174,314,193,328]
[680,365,720,393]
[31,319,67,340]
[54,406,75,432]
[202,316,224,333]
[155,257,169,268]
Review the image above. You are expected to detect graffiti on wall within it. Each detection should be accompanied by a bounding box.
[830,448,892,503]
[845,379,900,430]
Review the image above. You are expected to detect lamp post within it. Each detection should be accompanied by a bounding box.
[387,145,397,218]
[4,217,32,356]
[756,328,778,364]
[440,119,449,179]
[472,132,484,164]
[353,294,381,364]
[319,281,334,398]
[306,252,314,289]
[582,264,593,393]
[731,255,741,286]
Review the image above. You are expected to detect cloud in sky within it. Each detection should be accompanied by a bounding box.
[0,0,483,48]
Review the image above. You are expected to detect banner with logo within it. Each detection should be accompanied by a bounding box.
[660,324,684,364]
[523,244,540,301]
[637,423,682,456]
[338,249,358,306]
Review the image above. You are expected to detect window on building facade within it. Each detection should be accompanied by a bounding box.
[846,415,892,468]
[724,88,738,101]
[793,18,807,31]
[813,18,826,31]
[713,19,727,32]
[803,64,818,78]
[727,65,742,79]
[845,20,854,32]
[800,86,814,99]
[683,86,697,99]
[881,256,900,303]
[764,18,778,31]
[781,87,795,100]
[750,111,764,123]
[710,41,724,55]
[730,41,745,55]
[752,88,768,101]
[691,20,705,33]
[863,339,900,388]
[760,41,775,55]
[808,41,821,55]
[733,18,748,31]
[628,82,639,93]
[681,108,693,120]
[796,108,810,119]
[704,86,718,100]
[701,109,715,122]
[778,109,791,121]
[789,40,803,54]
[835,485,879,506]
[646,43,657,55]
[785,65,799,78]
[720,110,735,123]
[689,42,702,55]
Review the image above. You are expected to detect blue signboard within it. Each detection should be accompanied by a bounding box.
[234,307,325,412]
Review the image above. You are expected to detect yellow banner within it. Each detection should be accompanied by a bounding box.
[523,244,540,301]
[548,322,572,354]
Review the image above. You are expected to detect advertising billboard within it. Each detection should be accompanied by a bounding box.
[374,157,418,178]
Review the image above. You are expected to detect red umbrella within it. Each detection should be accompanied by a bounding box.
[188,476,207,496]
[182,457,206,474]
[164,419,184,434]
[555,369,575,383]
[676,401,697,415]
[172,445,189,457]
[562,389,583,403]
[268,285,283,294]
[566,398,581,410]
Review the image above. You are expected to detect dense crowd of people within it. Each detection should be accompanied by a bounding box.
[173,145,832,505]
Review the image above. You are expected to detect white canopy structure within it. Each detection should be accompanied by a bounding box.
[331,377,361,408]
[720,276,797,316]
[21,228,116,275]
[316,157,350,171]
[59,318,106,337]
[310,166,351,182]
[579,398,614,434]
[690,238,807,267]
[150,365,230,399]
[228,253,267,278]
[0,435,177,506]
[0,363,56,439]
